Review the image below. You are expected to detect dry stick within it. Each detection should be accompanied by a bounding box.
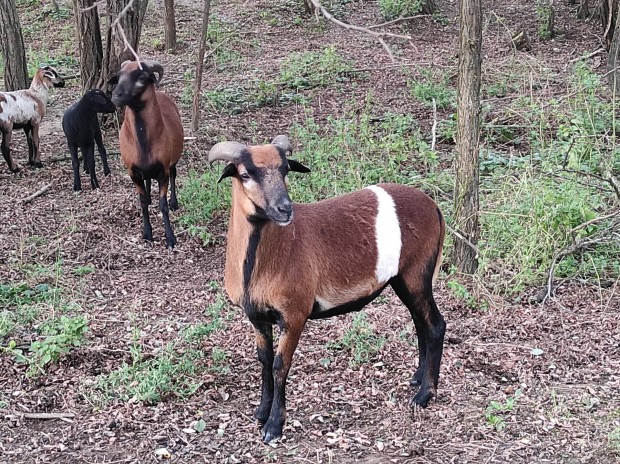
[192,0,213,132]
[22,183,52,204]
[568,48,605,64]
[446,223,481,258]
[21,412,75,420]
[306,0,412,62]
[430,98,437,151]
[543,218,620,304]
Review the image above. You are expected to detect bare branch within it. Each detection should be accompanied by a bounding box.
[305,0,412,62]
[22,183,52,204]
[367,14,430,29]
[431,98,437,151]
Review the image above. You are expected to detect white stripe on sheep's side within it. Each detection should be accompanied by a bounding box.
[366,185,403,283]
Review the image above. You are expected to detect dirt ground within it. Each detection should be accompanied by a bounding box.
[1,0,619,463]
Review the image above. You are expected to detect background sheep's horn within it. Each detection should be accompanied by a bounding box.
[208,141,246,164]
[272,135,292,154]
[142,60,164,84]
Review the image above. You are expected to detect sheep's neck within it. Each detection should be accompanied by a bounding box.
[126,94,163,160]
[225,179,261,306]
[28,77,49,106]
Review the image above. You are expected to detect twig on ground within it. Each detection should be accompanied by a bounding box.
[431,98,437,151]
[568,48,605,64]
[22,183,52,204]
[20,412,75,420]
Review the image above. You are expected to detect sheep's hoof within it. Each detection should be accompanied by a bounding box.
[104,169,111,177]
[10,166,20,173]
[261,419,283,444]
[166,236,177,249]
[169,198,179,211]
[73,186,82,192]
[410,388,435,408]
[254,408,270,424]
[33,162,43,169]
[410,368,424,387]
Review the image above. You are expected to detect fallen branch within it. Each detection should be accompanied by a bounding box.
[21,412,75,420]
[305,0,412,62]
[568,48,605,64]
[430,98,437,151]
[22,183,52,205]
[543,213,620,304]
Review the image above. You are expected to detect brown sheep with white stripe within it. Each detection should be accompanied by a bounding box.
[209,135,447,443]
[0,65,65,172]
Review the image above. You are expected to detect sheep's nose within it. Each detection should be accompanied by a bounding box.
[276,199,292,215]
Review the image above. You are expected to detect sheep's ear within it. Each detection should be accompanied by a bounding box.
[288,159,310,173]
[108,75,119,86]
[217,163,237,183]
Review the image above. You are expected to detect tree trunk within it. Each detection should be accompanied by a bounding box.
[577,0,589,19]
[420,0,437,14]
[599,0,618,49]
[164,0,177,51]
[98,0,149,94]
[73,0,104,92]
[608,4,620,91]
[191,0,212,132]
[0,0,29,91]
[452,0,482,274]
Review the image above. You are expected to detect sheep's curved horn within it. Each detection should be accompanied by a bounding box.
[120,60,132,69]
[272,135,292,154]
[208,141,246,164]
[142,60,164,84]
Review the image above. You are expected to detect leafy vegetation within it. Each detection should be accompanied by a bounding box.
[328,313,386,367]
[379,0,425,20]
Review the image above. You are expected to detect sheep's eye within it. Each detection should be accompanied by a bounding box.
[240,172,251,181]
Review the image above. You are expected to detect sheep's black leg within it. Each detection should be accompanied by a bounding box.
[85,145,99,189]
[1,130,19,173]
[262,321,305,443]
[169,164,179,211]
[157,173,177,248]
[131,172,153,242]
[24,126,35,166]
[251,320,274,424]
[391,274,445,407]
[145,179,152,205]
[30,125,43,168]
[68,144,82,191]
[93,120,111,176]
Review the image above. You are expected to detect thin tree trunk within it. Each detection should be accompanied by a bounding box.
[73,0,103,92]
[577,0,589,18]
[164,0,177,52]
[608,5,620,91]
[453,0,482,274]
[98,0,149,94]
[191,0,212,132]
[0,0,29,90]
[420,0,437,14]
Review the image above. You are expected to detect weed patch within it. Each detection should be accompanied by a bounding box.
[328,313,385,367]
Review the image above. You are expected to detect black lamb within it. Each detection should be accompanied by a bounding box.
[62,89,116,191]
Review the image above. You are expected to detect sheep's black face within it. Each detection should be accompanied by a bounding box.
[88,90,116,113]
[111,68,151,108]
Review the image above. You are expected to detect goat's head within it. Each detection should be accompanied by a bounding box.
[208,136,310,226]
[109,60,164,108]
[86,89,116,113]
[37,64,65,88]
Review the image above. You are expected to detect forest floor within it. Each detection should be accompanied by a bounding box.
[1,0,619,463]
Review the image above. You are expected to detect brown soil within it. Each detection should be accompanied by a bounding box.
[1,1,619,463]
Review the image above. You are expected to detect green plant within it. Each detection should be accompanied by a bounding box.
[409,69,456,109]
[536,0,553,39]
[210,347,229,374]
[73,265,95,276]
[446,280,483,309]
[280,46,352,90]
[485,390,521,431]
[379,0,425,20]
[328,313,385,367]
[609,427,620,453]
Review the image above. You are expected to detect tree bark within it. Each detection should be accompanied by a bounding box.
[608,3,620,91]
[191,0,212,132]
[98,0,149,94]
[420,0,437,14]
[73,0,104,92]
[453,0,482,274]
[0,0,29,90]
[599,0,618,50]
[164,0,177,51]
[577,0,589,19]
